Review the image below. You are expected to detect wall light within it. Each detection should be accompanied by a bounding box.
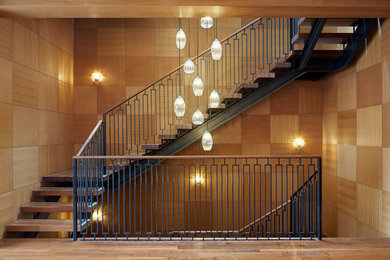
[193,173,204,186]
[91,72,103,84]
[293,138,305,150]
[92,210,103,222]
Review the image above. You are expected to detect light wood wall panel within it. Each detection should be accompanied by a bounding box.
[357,63,382,108]
[383,148,390,193]
[383,104,390,147]
[13,21,38,70]
[357,105,382,147]
[338,110,356,145]
[337,72,356,112]
[12,146,39,190]
[338,144,357,182]
[0,103,13,148]
[0,57,12,104]
[0,148,12,194]
[13,106,39,147]
[357,183,382,231]
[0,18,13,60]
[12,63,39,108]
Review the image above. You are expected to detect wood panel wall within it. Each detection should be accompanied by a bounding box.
[0,18,74,239]
[322,19,390,237]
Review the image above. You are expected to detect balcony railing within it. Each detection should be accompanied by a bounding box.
[73,155,321,241]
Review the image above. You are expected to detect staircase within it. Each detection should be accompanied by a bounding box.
[5,17,375,238]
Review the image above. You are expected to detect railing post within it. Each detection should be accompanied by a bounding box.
[72,158,78,241]
[317,157,322,240]
[102,114,106,156]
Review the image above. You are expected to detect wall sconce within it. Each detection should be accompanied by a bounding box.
[92,209,103,222]
[91,72,103,84]
[193,174,204,186]
[293,138,305,150]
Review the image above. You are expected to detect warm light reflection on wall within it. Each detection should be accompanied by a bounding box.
[91,72,103,84]
[193,173,204,186]
[293,138,305,150]
[92,209,103,222]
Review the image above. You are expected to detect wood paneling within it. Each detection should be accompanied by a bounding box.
[12,146,39,190]
[383,104,390,147]
[73,114,97,144]
[357,183,382,230]
[323,112,337,144]
[58,82,73,114]
[337,210,356,236]
[213,116,241,144]
[356,29,381,72]
[381,58,390,104]
[0,103,12,148]
[97,57,125,86]
[299,83,322,115]
[0,57,12,104]
[299,115,322,144]
[74,28,97,58]
[337,110,356,145]
[323,144,337,176]
[338,178,356,217]
[126,28,155,57]
[13,21,38,70]
[241,115,269,144]
[74,85,97,114]
[98,28,126,57]
[337,72,356,111]
[97,85,126,114]
[270,115,298,143]
[338,144,356,182]
[357,63,382,108]
[12,63,39,108]
[383,190,390,236]
[39,110,58,146]
[13,106,39,147]
[270,84,299,115]
[242,97,270,115]
[125,57,155,86]
[322,76,337,113]
[38,73,59,111]
[0,148,12,194]
[0,18,13,60]
[0,191,14,239]
[38,38,59,78]
[383,148,390,193]
[357,105,382,147]
[357,147,382,189]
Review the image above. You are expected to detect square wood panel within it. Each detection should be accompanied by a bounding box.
[213,116,241,144]
[13,146,38,190]
[74,85,97,114]
[39,110,58,146]
[38,38,59,78]
[0,18,13,60]
[0,191,14,239]
[338,144,357,182]
[357,146,382,189]
[323,144,337,176]
[97,57,125,86]
[241,143,270,155]
[298,82,322,115]
[58,82,74,114]
[242,97,270,115]
[337,110,356,145]
[97,85,126,114]
[338,178,357,217]
[74,58,97,86]
[383,148,390,192]
[38,73,59,111]
[322,75,337,113]
[382,19,390,61]
[323,112,337,145]
[13,105,38,147]
[241,115,270,144]
[383,104,390,147]
[337,72,356,111]
[357,183,382,230]
[0,57,12,104]
[98,28,126,57]
[299,115,322,144]
[13,21,38,70]
[382,58,390,104]
[270,84,299,115]
[0,148,12,193]
[356,29,381,72]
[12,63,39,108]
[126,28,155,57]
[73,114,98,144]
[125,57,154,86]
[0,103,12,148]
[74,28,97,58]
[383,190,390,236]
[270,115,298,143]
[357,105,382,147]
[154,28,179,58]
[357,63,382,108]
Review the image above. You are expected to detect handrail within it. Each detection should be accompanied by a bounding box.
[103,18,262,115]
[73,155,321,159]
[291,170,317,198]
[76,120,103,156]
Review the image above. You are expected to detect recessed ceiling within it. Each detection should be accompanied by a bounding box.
[0,0,389,18]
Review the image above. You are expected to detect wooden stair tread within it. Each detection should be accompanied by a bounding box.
[32,187,104,197]
[298,18,358,27]
[292,32,353,44]
[270,62,292,73]
[6,219,88,232]
[20,202,96,213]
[141,144,162,150]
[175,124,192,130]
[235,82,258,95]
[158,134,177,140]
[254,72,275,84]
[207,103,226,114]
[221,93,242,104]
[42,169,112,182]
[286,49,343,62]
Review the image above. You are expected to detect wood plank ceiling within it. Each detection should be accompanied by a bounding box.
[0,0,390,18]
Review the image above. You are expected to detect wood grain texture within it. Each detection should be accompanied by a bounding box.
[322,75,337,113]
[73,85,97,114]
[298,82,322,115]
[13,21,38,70]
[0,103,12,148]
[58,82,74,114]
[0,191,13,239]
[323,112,337,145]
[38,73,59,111]
[381,58,390,104]
[383,148,390,193]
[98,28,125,57]
[357,147,382,189]
[357,63,382,108]
[12,146,38,190]
[12,63,39,108]
[270,84,299,115]
[270,115,298,144]
[357,183,382,230]
[0,148,12,194]
[337,72,356,111]
[338,177,357,217]
[337,110,356,145]
[0,57,12,104]
[13,105,39,147]
[0,18,13,60]
[338,144,357,182]
[383,104,390,147]
[383,190,390,236]
[357,105,382,147]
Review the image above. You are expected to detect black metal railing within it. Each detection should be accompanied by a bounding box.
[103,18,299,156]
[73,155,321,241]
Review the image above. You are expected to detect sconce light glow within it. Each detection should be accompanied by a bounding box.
[176,28,186,49]
[193,174,204,186]
[293,138,305,150]
[200,16,213,29]
[91,72,103,84]
[92,210,102,222]
[184,58,195,74]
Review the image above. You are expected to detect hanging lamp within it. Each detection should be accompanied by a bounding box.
[200,16,213,29]
[184,19,194,74]
[192,109,204,125]
[176,28,186,49]
[202,130,213,151]
[211,18,222,60]
[174,18,185,117]
[209,89,220,108]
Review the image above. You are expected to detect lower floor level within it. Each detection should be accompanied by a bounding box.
[0,238,389,259]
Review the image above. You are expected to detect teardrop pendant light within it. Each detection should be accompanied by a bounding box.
[192,76,204,96]
[202,130,213,151]
[174,95,185,117]
[209,89,220,108]
[184,58,194,74]
[176,28,186,49]
[200,17,213,29]
[211,38,222,60]
[192,109,204,125]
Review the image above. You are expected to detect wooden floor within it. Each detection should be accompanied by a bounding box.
[1,238,390,259]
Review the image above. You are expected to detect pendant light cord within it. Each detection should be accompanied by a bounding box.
[197,19,199,108]
[179,18,181,96]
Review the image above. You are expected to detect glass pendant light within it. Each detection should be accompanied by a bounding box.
[202,130,213,151]
[209,89,220,108]
[184,58,194,74]
[174,95,185,117]
[211,38,222,60]
[201,16,213,29]
[193,76,204,96]
[176,28,186,49]
[192,109,204,125]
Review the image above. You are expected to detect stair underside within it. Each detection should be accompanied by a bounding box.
[6,219,88,232]
[298,18,358,27]
[292,32,353,44]
[286,50,343,62]
[32,187,104,197]
[20,202,97,213]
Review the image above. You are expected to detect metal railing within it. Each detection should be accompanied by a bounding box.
[73,155,321,240]
[103,18,299,156]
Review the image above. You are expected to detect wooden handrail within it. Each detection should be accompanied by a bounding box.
[73,154,321,159]
[76,120,104,157]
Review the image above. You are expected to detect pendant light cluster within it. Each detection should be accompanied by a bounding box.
[174,17,222,151]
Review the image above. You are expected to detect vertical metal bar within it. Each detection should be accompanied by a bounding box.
[317,158,322,240]
[72,158,77,241]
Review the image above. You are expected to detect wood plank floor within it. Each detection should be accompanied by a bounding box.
[1,238,390,259]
